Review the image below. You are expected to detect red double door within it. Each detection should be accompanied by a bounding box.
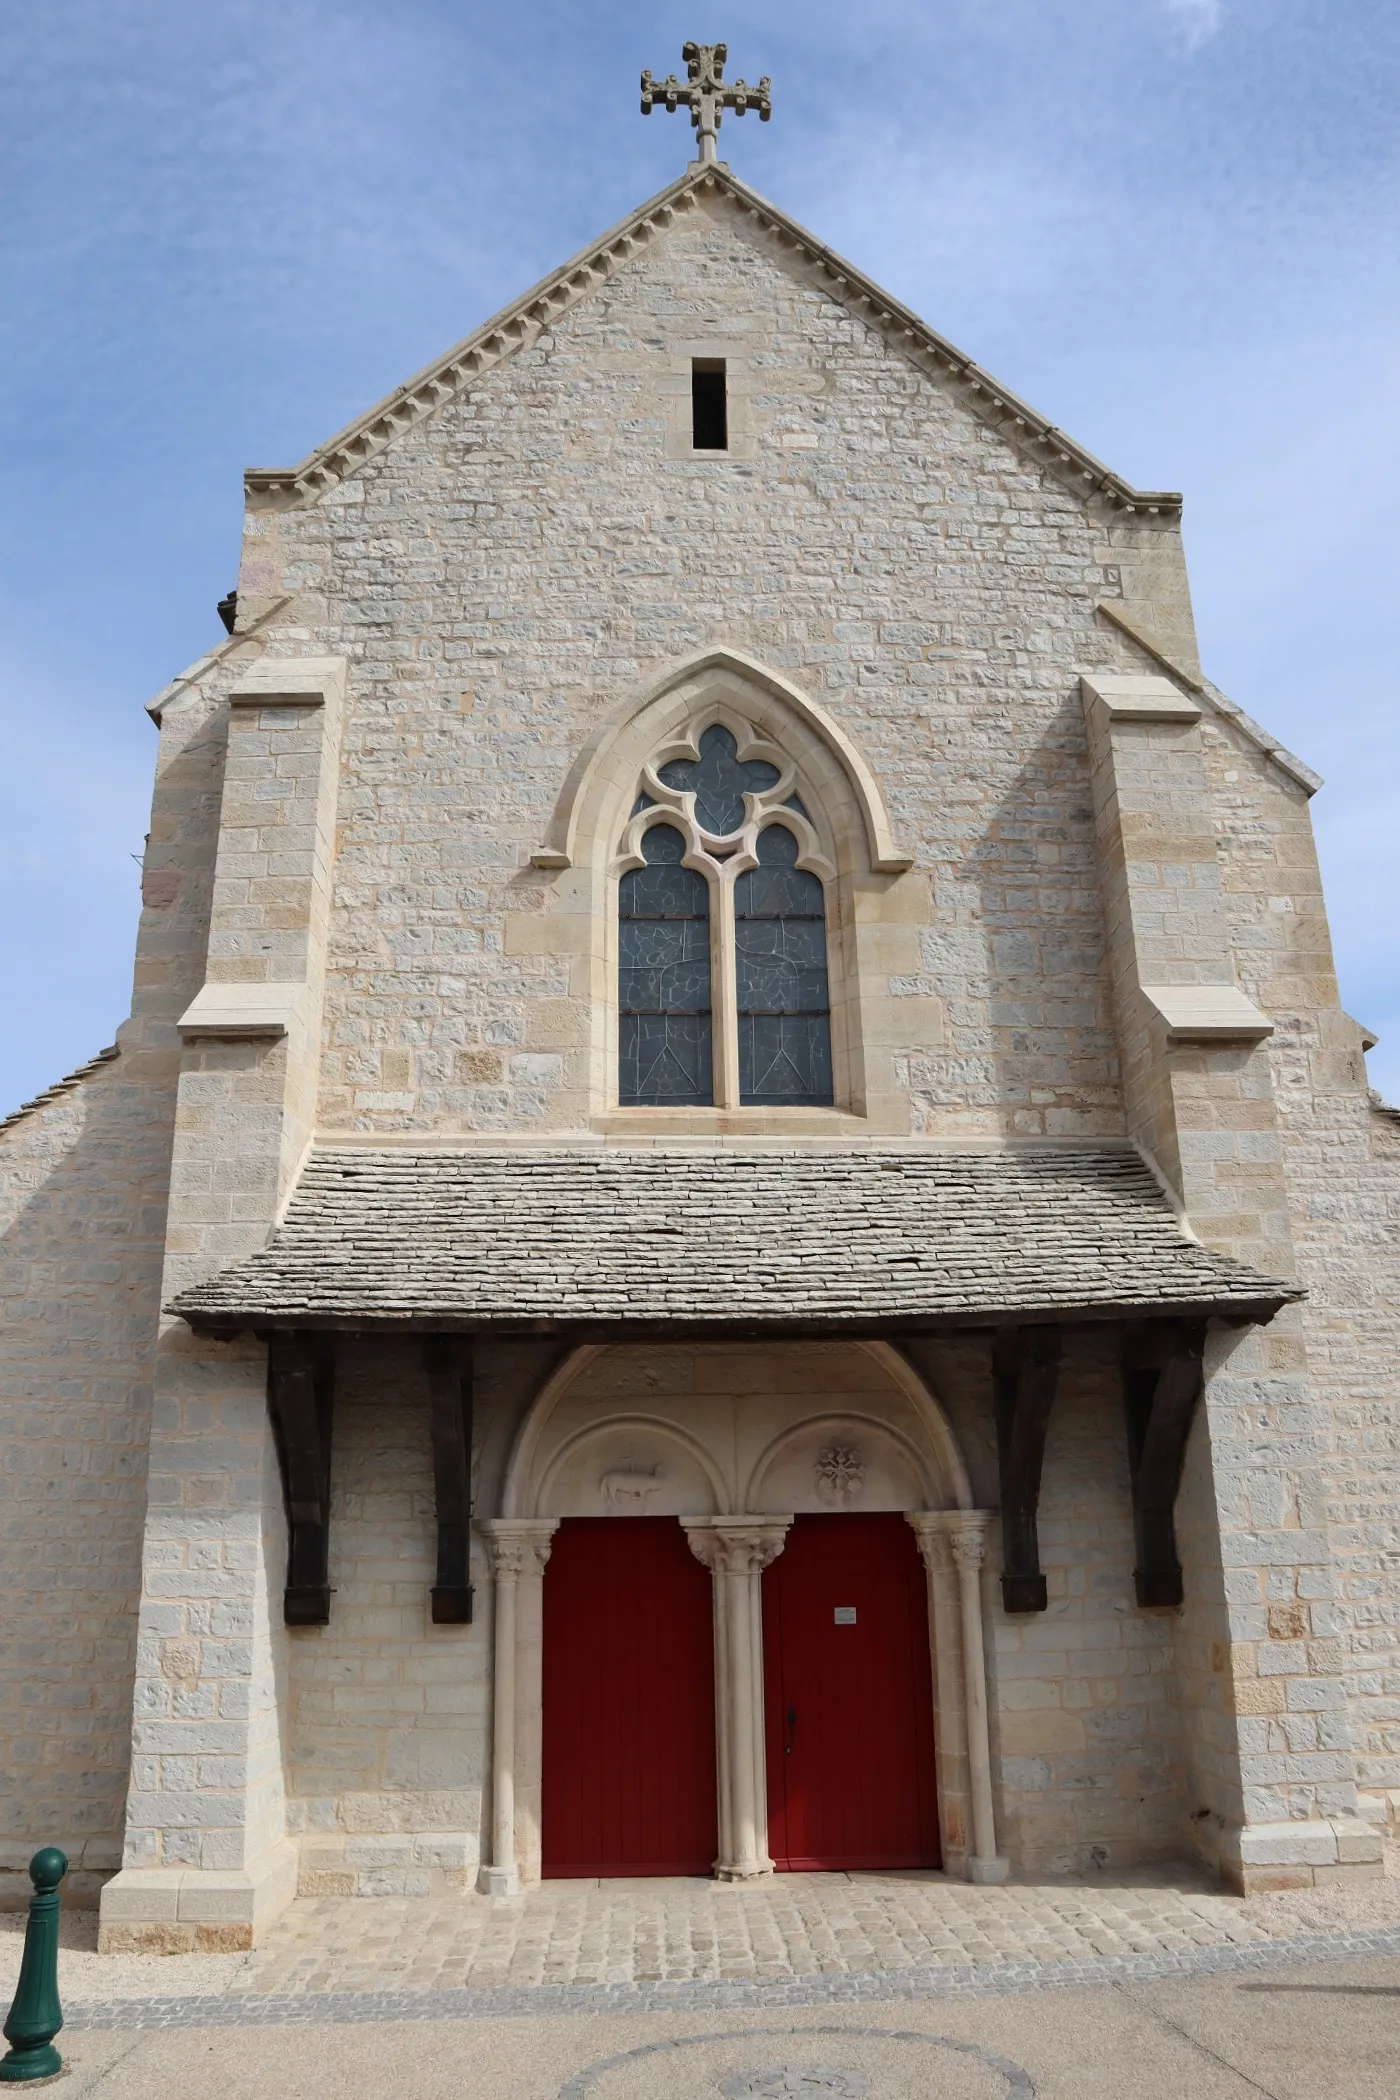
[540,1511,939,1878]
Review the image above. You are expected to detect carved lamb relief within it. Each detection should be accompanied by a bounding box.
[599,1465,666,1511]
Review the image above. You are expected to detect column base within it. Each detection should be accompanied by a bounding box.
[97,1842,298,1953]
[1219,1818,1384,1894]
[476,1863,521,1897]
[967,1855,1010,1885]
[714,1859,775,1881]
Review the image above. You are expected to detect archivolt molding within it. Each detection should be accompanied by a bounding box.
[533,648,913,877]
[853,1341,974,1510]
[500,1344,603,1519]
[496,1337,972,1523]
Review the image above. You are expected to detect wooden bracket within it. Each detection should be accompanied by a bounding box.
[424,1336,474,1624]
[993,1324,1062,1613]
[1121,1320,1206,1608]
[267,1331,335,1626]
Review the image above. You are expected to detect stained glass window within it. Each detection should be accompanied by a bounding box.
[618,825,713,1105]
[658,725,780,837]
[734,825,834,1106]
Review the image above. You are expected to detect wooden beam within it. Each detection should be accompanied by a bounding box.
[1121,1320,1206,1608]
[424,1336,474,1624]
[267,1331,334,1626]
[992,1324,1062,1613]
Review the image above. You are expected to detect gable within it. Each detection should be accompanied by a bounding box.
[243,166,1179,524]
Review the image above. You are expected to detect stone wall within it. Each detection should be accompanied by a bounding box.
[289,1339,552,1897]
[1191,697,1398,1875]
[0,1052,165,1900]
[0,653,236,1902]
[237,187,1171,1145]
[1287,1094,1400,1846]
[912,1333,1186,1874]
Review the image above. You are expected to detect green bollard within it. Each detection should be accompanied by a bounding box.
[0,1849,67,2083]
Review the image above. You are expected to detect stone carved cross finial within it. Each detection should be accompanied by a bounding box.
[641,42,772,166]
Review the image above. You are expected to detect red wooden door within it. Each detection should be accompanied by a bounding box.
[763,1513,940,1872]
[542,1516,718,1877]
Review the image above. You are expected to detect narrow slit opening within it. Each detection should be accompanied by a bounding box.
[691,360,728,451]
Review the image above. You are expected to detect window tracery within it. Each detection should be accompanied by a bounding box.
[616,715,836,1110]
[656,724,780,836]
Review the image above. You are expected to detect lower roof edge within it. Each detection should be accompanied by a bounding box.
[177,1292,1295,1342]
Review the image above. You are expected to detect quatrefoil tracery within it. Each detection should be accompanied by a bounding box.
[618,709,834,886]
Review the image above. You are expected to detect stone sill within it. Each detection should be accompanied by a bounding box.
[592,1107,875,1140]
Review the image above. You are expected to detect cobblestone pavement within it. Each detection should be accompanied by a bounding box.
[8,1861,1400,2024]
[226,1869,1295,1996]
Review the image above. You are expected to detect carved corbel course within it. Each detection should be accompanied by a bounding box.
[424,1336,474,1624]
[1121,1320,1206,1608]
[267,1331,335,1627]
[992,1325,1062,1614]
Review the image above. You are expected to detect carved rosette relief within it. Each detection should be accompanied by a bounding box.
[814,1441,866,1509]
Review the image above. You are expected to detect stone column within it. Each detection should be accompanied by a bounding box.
[683,1518,791,1880]
[477,1520,556,1896]
[907,1510,1007,1885]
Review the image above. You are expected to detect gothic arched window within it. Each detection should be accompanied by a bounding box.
[617,723,835,1110]
[618,824,713,1105]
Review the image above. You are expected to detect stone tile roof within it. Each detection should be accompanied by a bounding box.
[0,1045,119,1138]
[172,1146,1299,1333]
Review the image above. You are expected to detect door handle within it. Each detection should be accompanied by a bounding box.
[786,1705,797,1756]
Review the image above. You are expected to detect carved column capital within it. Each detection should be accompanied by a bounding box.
[949,1524,989,1573]
[682,1517,792,1576]
[477,1519,558,1578]
[905,1509,994,1577]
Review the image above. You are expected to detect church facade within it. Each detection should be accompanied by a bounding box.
[4,140,1400,1950]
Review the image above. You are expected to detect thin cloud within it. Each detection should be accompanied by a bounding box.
[1164,0,1223,48]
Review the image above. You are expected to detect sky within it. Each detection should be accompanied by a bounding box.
[1,0,1397,1115]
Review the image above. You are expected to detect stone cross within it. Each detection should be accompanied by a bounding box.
[640,42,772,166]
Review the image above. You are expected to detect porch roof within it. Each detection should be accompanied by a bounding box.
[171,1145,1300,1337]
